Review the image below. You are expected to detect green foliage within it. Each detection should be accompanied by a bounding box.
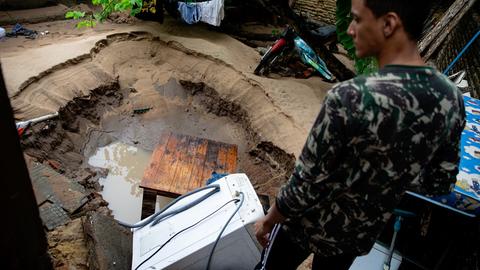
[76,20,97,28]
[65,11,86,20]
[355,57,378,75]
[66,0,145,28]
[335,0,377,75]
[336,0,353,54]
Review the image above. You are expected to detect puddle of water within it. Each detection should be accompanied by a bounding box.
[88,141,153,224]
[86,78,269,223]
[88,141,175,223]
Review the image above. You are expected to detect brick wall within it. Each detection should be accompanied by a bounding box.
[293,0,337,25]
[435,4,480,98]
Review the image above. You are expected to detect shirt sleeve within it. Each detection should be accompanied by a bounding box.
[421,108,466,196]
[275,89,348,218]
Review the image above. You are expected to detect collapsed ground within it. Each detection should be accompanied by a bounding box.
[2,18,334,268]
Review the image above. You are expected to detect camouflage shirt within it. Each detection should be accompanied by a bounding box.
[276,65,466,257]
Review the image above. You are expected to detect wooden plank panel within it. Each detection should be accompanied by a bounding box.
[142,132,238,197]
[216,147,229,173]
[141,132,180,192]
[141,132,171,189]
[200,140,221,187]
[225,144,238,173]
[213,141,237,174]
[171,135,199,195]
[199,142,211,189]
[206,140,221,167]
[197,140,238,189]
[158,133,180,193]
[166,133,191,194]
[170,135,193,195]
[181,137,209,195]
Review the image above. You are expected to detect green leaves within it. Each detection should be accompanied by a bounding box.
[65,11,86,20]
[114,0,131,11]
[76,20,97,28]
[355,57,378,75]
[65,10,93,28]
[336,0,354,54]
[132,0,143,6]
[335,0,377,75]
[130,6,142,16]
[65,0,147,28]
[271,29,281,37]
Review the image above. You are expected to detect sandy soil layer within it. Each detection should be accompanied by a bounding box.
[1,15,335,269]
[2,18,333,156]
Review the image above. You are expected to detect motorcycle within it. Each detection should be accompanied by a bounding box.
[254,25,334,81]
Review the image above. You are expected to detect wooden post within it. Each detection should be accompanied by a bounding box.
[141,189,158,219]
[419,0,478,60]
[0,65,52,269]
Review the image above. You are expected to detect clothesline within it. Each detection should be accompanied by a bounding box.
[165,0,213,3]
[177,0,224,26]
[178,0,212,2]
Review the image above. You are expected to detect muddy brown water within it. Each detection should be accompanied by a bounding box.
[87,142,153,224]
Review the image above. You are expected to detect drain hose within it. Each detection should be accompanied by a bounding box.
[133,191,245,270]
[117,184,221,229]
[206,191,244,270]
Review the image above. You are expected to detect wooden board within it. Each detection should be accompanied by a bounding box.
[140,132,238,197]
[420,0,478,60]
[418,0,470,54]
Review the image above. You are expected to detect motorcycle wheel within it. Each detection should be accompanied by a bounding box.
[254,45,285,76]
[254,48,274,75]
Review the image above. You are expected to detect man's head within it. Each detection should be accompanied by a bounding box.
[348,0,432,58]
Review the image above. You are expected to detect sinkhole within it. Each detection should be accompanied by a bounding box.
[17,32,295,224]
[20,74,292,224]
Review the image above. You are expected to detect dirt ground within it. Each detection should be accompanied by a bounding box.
[1,8,336,269]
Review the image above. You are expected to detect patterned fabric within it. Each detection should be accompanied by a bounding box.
[452,96,480,201]
[142,0,157,13]
[276,65,466,256]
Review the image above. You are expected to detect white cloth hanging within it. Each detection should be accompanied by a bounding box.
[196,0,224,26]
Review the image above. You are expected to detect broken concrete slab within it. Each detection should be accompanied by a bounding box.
[39,201,71,231]
[83,212,132,270]
[29,161,89,214]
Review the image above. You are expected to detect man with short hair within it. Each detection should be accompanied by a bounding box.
[254,0,466,269]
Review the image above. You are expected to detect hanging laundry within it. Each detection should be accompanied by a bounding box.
[197,0,224,26]
[178,2,200,24]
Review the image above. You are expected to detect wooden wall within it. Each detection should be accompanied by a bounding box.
[292,0,337,25]
[435,3,480,98]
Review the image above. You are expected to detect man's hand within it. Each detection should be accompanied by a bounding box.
[254,202,286,247]
[255,217,275,247]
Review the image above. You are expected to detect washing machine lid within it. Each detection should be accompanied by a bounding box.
[132,173,264,270]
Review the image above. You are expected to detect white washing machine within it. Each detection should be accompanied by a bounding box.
[132,173,265,270]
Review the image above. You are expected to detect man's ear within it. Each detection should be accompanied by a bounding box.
[383,12,401,38]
